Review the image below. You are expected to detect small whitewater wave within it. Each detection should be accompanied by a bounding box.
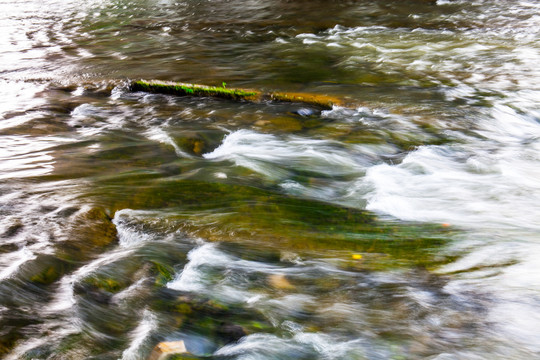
[47,209,156,312]
[167,243,231,292]
[145,127,194,159]
[203,129,365,180]
[121,309,159,360]
[0,247,37,281]
[113,209,156,248]
[361,102,540,231]
[215,329,373,359]
[167,242,285,303]
[291,10,540,91]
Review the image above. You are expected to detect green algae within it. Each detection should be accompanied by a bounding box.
[92,178,453,269]
[29,260,67,285]
[153,261,176,286]
[81,275,124,293]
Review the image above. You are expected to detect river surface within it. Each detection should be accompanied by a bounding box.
[1,0,540,359]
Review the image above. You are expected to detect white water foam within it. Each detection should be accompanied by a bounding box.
[0,247,36,281]
[294,16,540,91]
[168,242,312,304]
[48,249,133,312]
[167,243,229,292]
[121,309,158,360]
[0,234,53,281]
[145,127,193,158]
[112,277,148,304]
[215,331,366,359]
[166,242,276,300]
[361,103,540,231]
[203,129,364,180]
[114,209,155,248]
[293,332,366,359]
[4,320,81,360]
[215,333,306,359]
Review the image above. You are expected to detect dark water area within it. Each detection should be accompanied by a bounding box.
[1,0,540,359]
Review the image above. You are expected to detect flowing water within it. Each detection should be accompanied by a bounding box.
[1,0,540,359]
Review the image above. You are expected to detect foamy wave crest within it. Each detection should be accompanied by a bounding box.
[203,129,363,180]
[121,309,158,360]
[215,331,366,359]
[167,243,231,292]
[145,127,193,158]
[0,247,36,281]
[362,104,540,230]
[113,209,155,247]
[167,242,282,302]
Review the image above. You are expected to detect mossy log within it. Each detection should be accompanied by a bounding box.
[268,91,344,109]
[131,80,344,110]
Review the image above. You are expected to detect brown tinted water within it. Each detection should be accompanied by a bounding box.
[1,0,540,359]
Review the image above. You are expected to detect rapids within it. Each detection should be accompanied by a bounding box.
[1,0,540,359]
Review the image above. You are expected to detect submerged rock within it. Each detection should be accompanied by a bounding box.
[153,261,175,287]
[77,207,118,247]
[148,341,190,360]
[2,220,24,238]
[268,273,295,290]
[56,207,118,263]
[216,323,247,344]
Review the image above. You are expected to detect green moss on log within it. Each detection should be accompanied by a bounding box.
[131,80,344,110]
[131,80,260,101]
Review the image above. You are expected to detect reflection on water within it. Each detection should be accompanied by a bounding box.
[1,0,540,359]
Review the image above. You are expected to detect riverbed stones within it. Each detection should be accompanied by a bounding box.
[216,323,247,344]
